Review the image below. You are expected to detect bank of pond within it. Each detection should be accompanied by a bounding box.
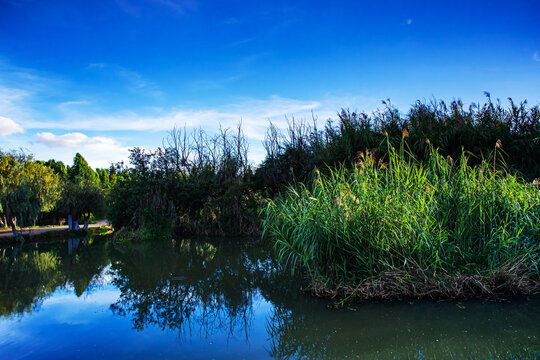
[0,236,538,359]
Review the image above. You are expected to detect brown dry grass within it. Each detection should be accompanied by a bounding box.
[308,267,539,304]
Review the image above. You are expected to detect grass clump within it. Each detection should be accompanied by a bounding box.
[262,141,540,302]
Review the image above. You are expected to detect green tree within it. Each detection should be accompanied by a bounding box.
[68,153,96,182]
[43,159,68,180]
[0,150,60,239]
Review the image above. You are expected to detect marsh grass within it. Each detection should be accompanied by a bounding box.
[262,140,540,301]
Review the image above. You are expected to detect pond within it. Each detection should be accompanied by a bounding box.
[0,237,538,359]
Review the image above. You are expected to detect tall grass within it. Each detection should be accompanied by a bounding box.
[262,140,540,300]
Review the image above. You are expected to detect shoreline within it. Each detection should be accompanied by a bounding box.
[305,270,540,304]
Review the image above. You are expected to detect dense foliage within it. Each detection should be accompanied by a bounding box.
[108,126,261,238]
[257,94,539,195]
[263,141,540,300]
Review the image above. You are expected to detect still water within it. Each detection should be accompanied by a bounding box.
[0,237,538,359]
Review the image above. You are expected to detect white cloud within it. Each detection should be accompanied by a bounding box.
[35,132,130,168]
[35,132,116,148]
[0,115,24,136]
[533,52,540,62]
[406,19,413,25]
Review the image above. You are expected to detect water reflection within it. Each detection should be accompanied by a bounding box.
[110,240,256,339]
[0,238,538,359]
[0,236,109,316]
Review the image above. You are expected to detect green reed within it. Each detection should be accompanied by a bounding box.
[262,141,539,294]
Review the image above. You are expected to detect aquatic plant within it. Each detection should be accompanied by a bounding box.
[262,140,540,301]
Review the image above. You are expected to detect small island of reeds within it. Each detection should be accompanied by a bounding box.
[263,140,539,303]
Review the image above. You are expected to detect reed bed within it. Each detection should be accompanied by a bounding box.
[262,142,540,301]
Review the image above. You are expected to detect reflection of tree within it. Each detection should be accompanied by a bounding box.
[0,245,63,316]
[109,239,265,340]
[62,237,109,296]
[0,236,109,317]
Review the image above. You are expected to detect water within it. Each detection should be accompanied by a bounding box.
[0,237,538,359]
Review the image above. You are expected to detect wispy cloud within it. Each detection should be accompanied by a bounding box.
[57,100,92,111]
[26,94,382,139]
[0,58,67,93]
[152,0,198,15]
[533,52,540,62]
[25,95,322,133]
[87,63,163,99]
[222,17,240,25]
[237,52,271,67]
[0,85,34,128]
[115,0,197,17]
[230,38,254,47]
[406,19,413,25]
[114,0,141,17]
[0,116,24,136]
[117,68,163,98]
[0,60,76,127]
[0,58,383,165]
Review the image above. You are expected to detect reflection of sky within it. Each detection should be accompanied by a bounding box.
[0,284,277,359]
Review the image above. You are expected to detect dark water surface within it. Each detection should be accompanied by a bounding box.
[0,237,538,359]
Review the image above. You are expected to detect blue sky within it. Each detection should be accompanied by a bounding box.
[1,0,539,168]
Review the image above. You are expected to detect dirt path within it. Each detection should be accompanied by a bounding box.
[0,220,110,238]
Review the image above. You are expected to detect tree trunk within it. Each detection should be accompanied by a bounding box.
[68,238,81,255]
[73,220,80,230]
[10,218,20,241]
[11,224,19,239]
[68,214,73,231]
[83,218,89,230]
[9,244,21,271]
